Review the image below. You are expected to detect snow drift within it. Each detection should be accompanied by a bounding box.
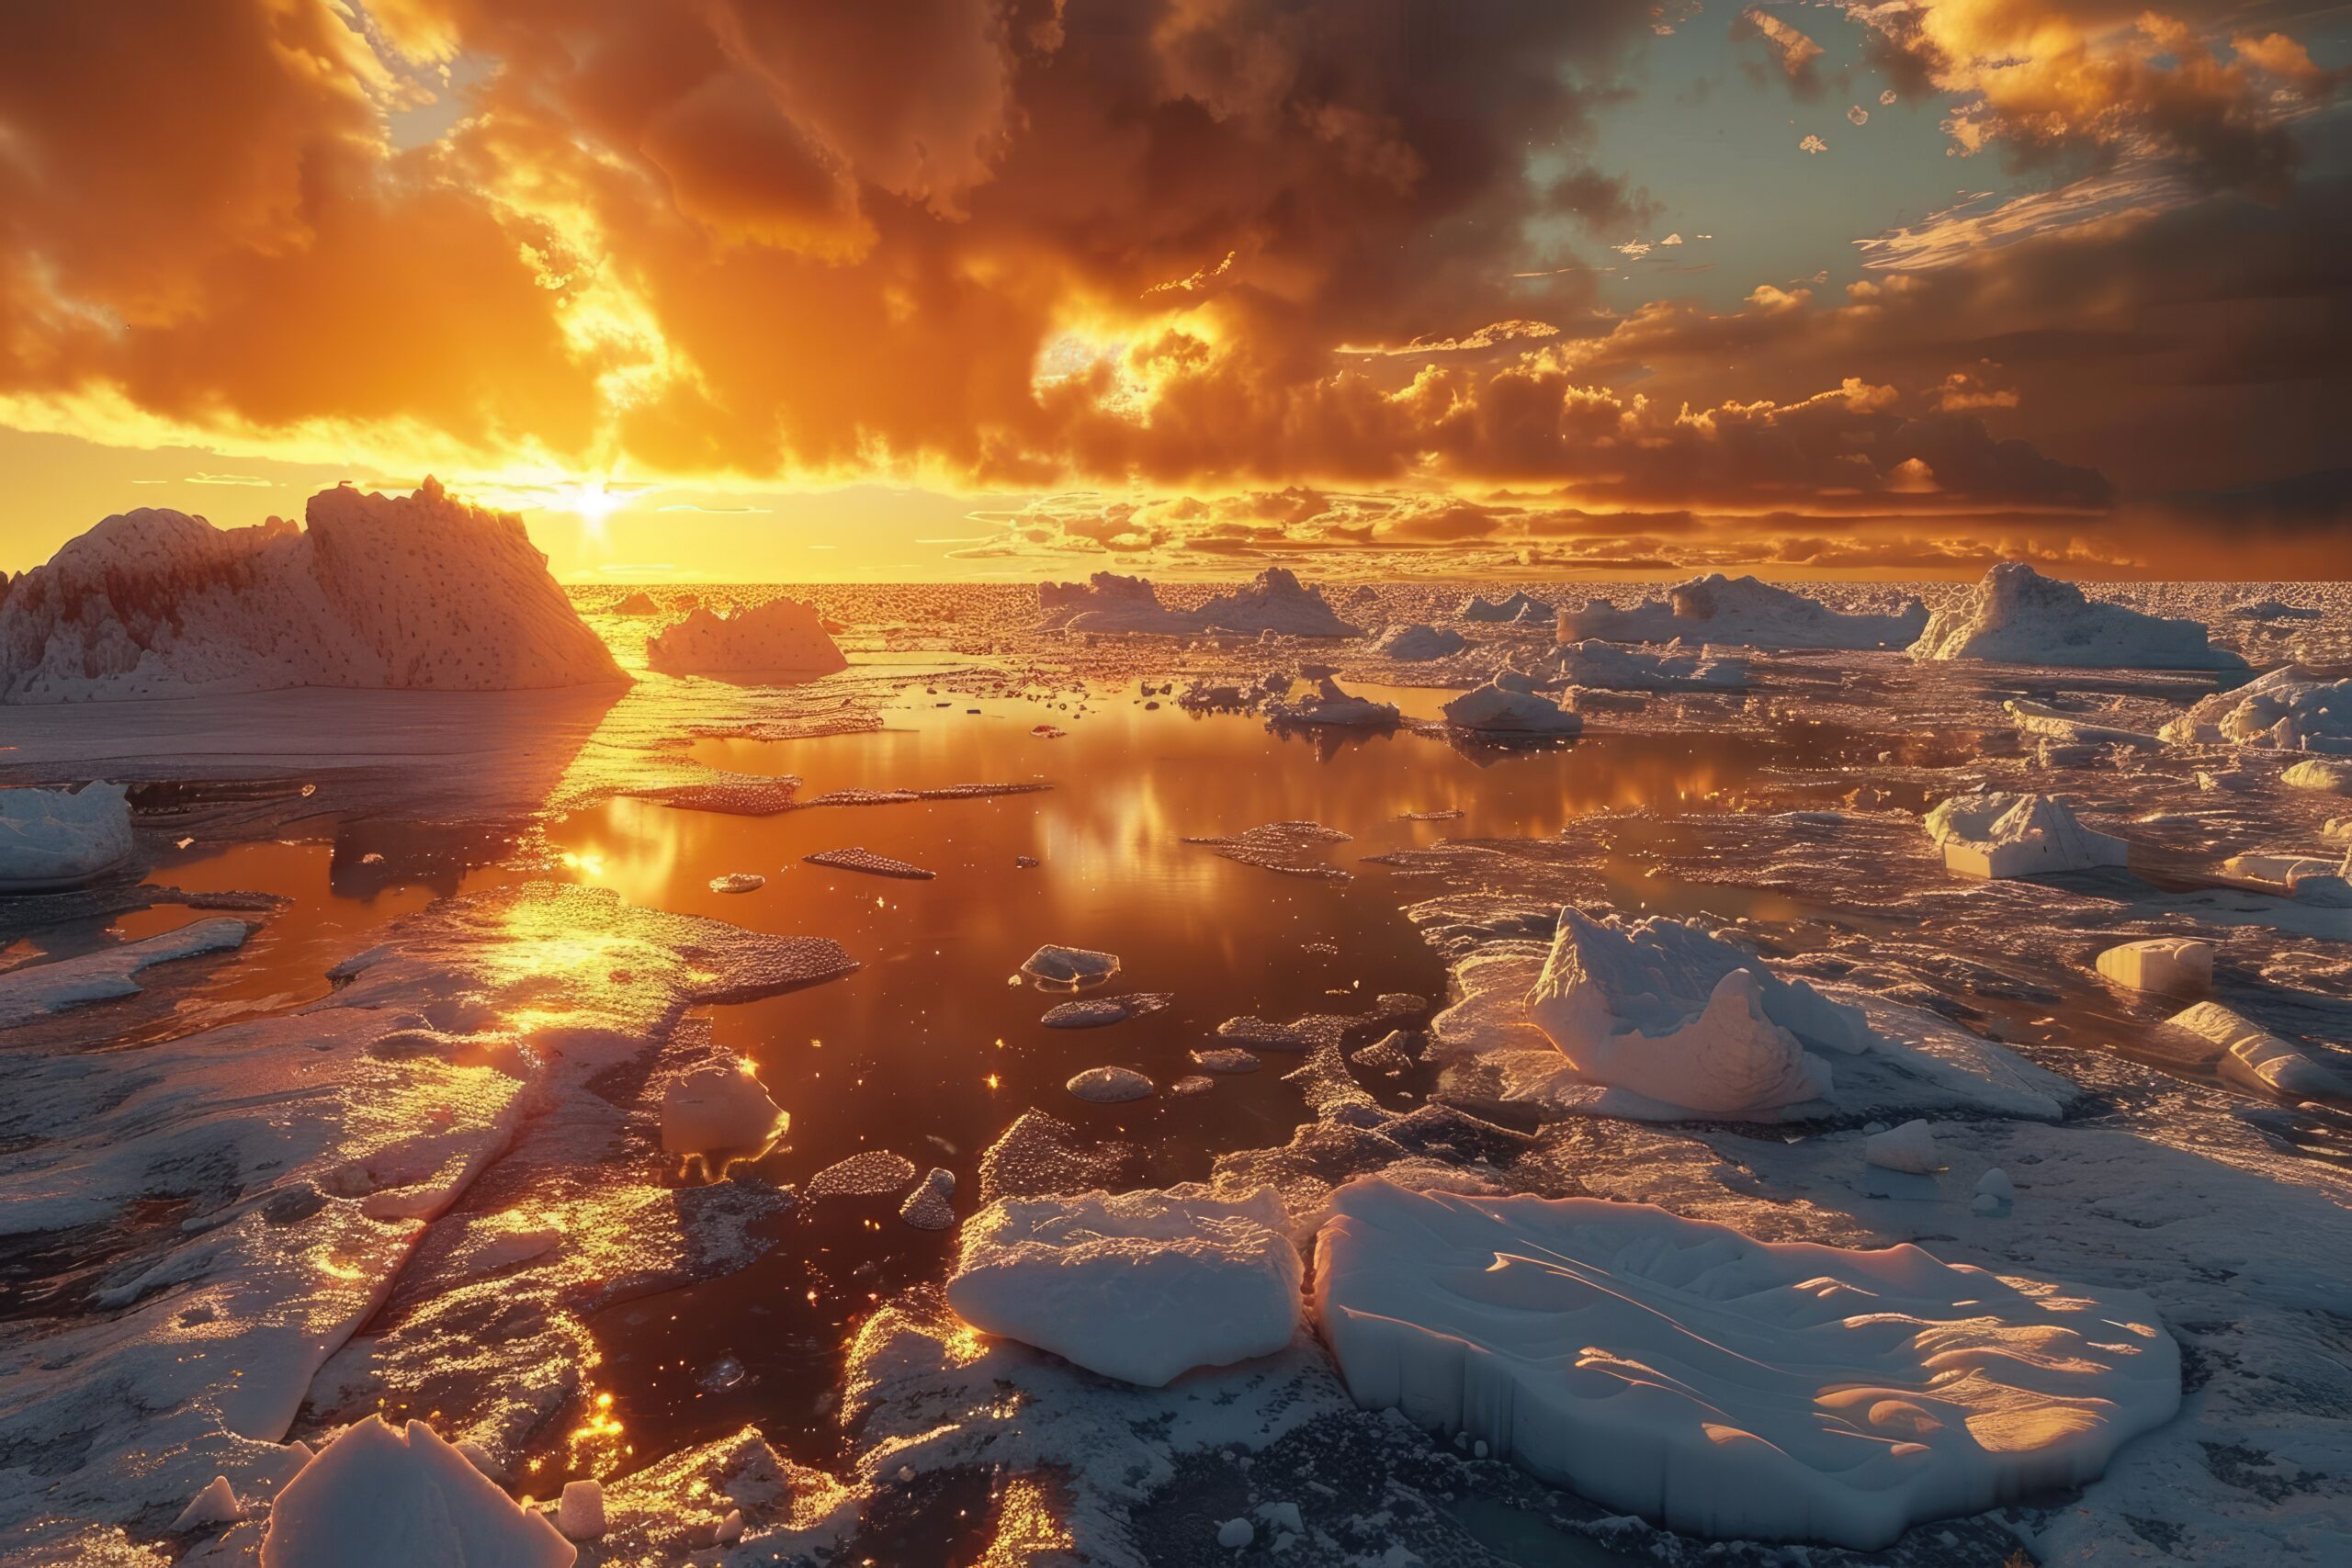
[0,781,134,889]
[1909,562,2245,670]
[1313,1179,2179,1550]
[0,480,626,702]
[1559,574,1925,650]
[645,598,846,679]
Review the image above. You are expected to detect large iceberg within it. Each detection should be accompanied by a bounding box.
[1559,574,1925,650]
[944,1186,1302,1386]
[1525,909,1861,1115]
[0,479,626,702]
[1193,569,1362,637]
[1313,1179,2179,1550]
[1036,572,1193,634]
[1037,569,1360,637]
[1924,791,2128,878]
[0,781,134,889]
[2160,665,2352,751]
[1441,671,1581,736]
[644,598,846,679]
[1909,562,2246,670]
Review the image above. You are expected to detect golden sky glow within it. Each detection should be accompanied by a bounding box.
[1,2,2346,580]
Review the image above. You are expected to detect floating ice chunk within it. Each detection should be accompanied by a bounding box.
[707,873,765,894]
[1217,1016,1313,1051]
[1863,1119,1942,1173]
[808,1150,920,1197]
[900,1168,956,1231]
[1040,992,1171,1028]
[259,1416,576,1568]
[556,1479,605,1540]
[173,1474,244,1532]
[645,598,846,679]
[1066,1066,1154,1102]
[0,782,134,889]
[1537,639,1747,692]
[2003,699,2162,749]
[0,479,625,703]
[1194,570,1362,637]
[1442,671,1581,737]
[1190,1047,1261,1074]
[1976,1168,2015,1201]
[1263,674,1400,728]
[2151,1002,2352,1100]
[0,916,251,1030]
[1924,791,2128,878]
[944,1186,1302,1386]
[1458,592,1548,624]
[1216,1517,1255,1548]
[2222,851,2339,887]
[1313,1179,2179,1551]
[804,847,934,880]
[1561,574,1925,650]
[2096,938,2212,992]
[1910,562,2245,670]
[1021,944,1121,987]
[2282,757,2352,795]
[1369,623,1467,660]
[660,1060,785,1155]
[1351,1030,1415,1076]
[2161,665,2352,750]
[1526,910,1858,1116]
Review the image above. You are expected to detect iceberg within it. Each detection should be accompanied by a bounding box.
[1193,569,1362,637]
[1037,569,1360,637]
[1313,1179,2180,1550]
[2095,937,2212,993]
[2282,757,2352,795]
[1264,673,1400,728]
[0,781,135,890]
[0,479,626,702]
[1457,591,1549,624]
[645,598,846,679]
[1909,562,2246,670]
[2150,1002,2352,1100]
[1441,671,1581,737]
[1559,574,1926,650]
[1536,639,1747,692]
[1036,572,1194,634]
[259,1416,575,1568]
[2160,665,2352,751]
[611,591,660,615]
[1368,623,1467,661]
[1526,909,1850,1115]
[1862,1118,1942,1173]
[1924,791,2128,878]
[944,1186,1301,1386]
[1065,1066,1154,1102]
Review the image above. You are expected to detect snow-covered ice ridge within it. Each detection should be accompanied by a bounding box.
[0,479,625,702]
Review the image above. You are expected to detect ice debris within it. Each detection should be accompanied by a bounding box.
[555,1478,605,1540]
[1263,672,1400,728]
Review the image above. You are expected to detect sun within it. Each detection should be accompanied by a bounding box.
[548,479,628,533]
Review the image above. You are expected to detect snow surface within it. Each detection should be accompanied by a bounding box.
[257,1416,574,1567]
[2160,665,2352,750]
[0,479,626,702]
[1368,623,1467,660]
[0,781,134,889]
[1909,562,2245,670]
[944,1186,1303,1386]
[1923,791,2129,877]
[1559,574,1926,650]
[1440,671,1581,736]
[643,597,846,679]
[1313,1178,2179,1551]
[0,916,251,1029]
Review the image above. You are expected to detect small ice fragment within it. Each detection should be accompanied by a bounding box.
[173,1475,243,1532]
[1021,944,1121,987]
[1972,1193,2003,1215]
[1191,1046,1262,1073]
[699,1354,748,1393]
[717,1508,745,1543]
[2096,938,2211,992]
[1976,1168,2015,1201]
[1216,1517,1256,1549]
[1066,1066,1155,1102]
[1041,992,1171,1029]
[900,1168,957,1230]
[557,1478,606,1540]
[1169,1074,1216,1096]
[661,1059,786,1154]
[1863,1120,1942,1174]
[709,873,766,894]
[808,1150,920,1196]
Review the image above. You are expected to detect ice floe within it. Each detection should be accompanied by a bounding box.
[659,1058,786,1156]
[2282,756,2352,794]
[1367,623,1467,660]
[1185,820,1354,878]
[1193,569,1363,637]
[1924,790,2128,877]
[1021,943,1121,987]
[1910,562,2245,670]
[803,846,935,879]
[0,479,625,703]
[258,1415,574,1567]
[1067,1066,1155,1102]
[808,1150,921,1197]
[1040,992,1171,1028]
[0,781,135,889]
[0,915,252,1029]
[1312,1178,2179,1550]
[1560,573,1926,650]
[944,1186,1302,1386]
[644,597,847,680]
[2160,665,2352,750]
[899,1168,957,1231]
[1441,671,1582,736]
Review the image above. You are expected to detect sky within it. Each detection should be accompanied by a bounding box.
[1,1,2346,582]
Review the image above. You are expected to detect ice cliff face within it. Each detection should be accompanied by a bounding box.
[0,479,627,702]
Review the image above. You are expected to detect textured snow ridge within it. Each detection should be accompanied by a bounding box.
[0,916,252,1029]
[1909,562,2246,670]
[1312,1179,2181,1551]
[1559,574,1926,650]
[1924,791,2128,878]
[0,780,134,889]
[0,479,626,702]
[1526,909,1849,1115]
[644,597,847,679]
[1442,671,1581,736]
[944,1186,1303,1386]
[2160,665,2352,751]
[258,1416,575,1567]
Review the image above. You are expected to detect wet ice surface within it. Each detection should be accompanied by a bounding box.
[4,579,2352,1565]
